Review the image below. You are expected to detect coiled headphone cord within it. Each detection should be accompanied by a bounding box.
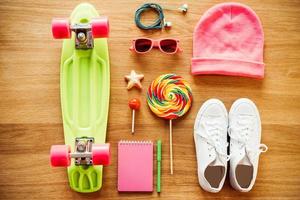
[134,3,165,30]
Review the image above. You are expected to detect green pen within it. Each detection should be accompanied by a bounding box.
[157,140,162,193]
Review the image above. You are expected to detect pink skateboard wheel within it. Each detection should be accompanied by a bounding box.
[92,143,110,165]
[52,18,71,39]
[91,17,109,38]
[50,145,71,167]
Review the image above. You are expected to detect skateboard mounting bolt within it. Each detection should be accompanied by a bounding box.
[77,141,86,152]
[77,32,86,42]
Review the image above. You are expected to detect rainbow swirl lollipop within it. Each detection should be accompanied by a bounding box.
[147,74,192,174]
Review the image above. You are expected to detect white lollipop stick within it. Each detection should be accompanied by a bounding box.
[169,119,173,175]
[132,109,135,134]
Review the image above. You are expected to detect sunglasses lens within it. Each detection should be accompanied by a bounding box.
[135,39,152,53]
[160,39,177,53]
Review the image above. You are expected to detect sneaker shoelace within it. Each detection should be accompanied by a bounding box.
[195,121,230,164]
[228,120,268,160]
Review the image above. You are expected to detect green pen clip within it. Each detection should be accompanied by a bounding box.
[157,140,162,193]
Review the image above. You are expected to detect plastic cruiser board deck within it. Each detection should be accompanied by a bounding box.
[59,3,110,192]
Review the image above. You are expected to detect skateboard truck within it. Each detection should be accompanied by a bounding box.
[73,137,94,165]
[72,24,94,49]
[50,137,110,167]
[52,17,109,50]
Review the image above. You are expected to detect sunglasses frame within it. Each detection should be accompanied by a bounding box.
[130,38,182,54]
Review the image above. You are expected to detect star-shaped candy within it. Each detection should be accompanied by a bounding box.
[124,70,144,90]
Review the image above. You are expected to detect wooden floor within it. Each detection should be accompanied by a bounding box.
[1,0,300,199]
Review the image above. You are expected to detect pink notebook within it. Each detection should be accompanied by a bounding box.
[118,141,153,192]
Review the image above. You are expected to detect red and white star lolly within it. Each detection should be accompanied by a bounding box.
[124,70,144,90]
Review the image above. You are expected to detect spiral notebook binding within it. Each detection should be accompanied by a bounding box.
[119,140,153,145]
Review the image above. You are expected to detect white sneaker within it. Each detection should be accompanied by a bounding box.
[228,98,268,192]
[194,99,229,193]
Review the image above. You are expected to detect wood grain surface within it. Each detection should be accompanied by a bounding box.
[0,0,300,199]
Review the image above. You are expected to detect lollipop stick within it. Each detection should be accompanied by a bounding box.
[132,110,135,134]
[169,119,173,175]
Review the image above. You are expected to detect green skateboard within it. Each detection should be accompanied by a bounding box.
[50,3,111,193]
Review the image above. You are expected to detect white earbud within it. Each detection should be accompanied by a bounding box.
[164,21,172,28]
[164,3,188,13]
[178,4,188,13]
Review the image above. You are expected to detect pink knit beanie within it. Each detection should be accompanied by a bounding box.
[191,3,265,79]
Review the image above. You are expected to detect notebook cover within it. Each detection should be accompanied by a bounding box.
[118,141,153,192]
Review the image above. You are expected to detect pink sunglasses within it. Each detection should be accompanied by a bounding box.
[130,38,182,54]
